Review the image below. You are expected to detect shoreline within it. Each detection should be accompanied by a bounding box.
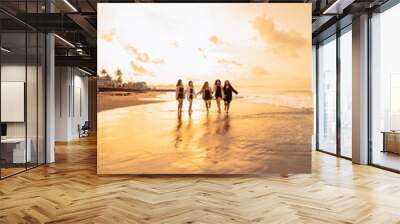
[97,91,167,112]
[97,90,314,114]
[98,88,175,92]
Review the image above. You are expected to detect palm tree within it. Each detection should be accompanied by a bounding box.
[115,69,123,87]
[99,68,107,77]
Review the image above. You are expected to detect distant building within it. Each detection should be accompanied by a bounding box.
[97,75,113,88]
[97,75,148,91]
[125,81,148,90]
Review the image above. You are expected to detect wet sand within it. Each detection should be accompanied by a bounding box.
[97,91,166,112]
[98,98,313,174]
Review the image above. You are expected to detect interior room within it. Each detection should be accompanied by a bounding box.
[0,0,400,223]
[0,21,46,178]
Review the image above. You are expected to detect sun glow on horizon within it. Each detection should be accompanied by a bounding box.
[98,3,311,90]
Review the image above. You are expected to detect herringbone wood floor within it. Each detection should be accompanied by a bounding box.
[1,135,400,224]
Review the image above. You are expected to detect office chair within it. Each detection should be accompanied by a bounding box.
[79,121,90,138]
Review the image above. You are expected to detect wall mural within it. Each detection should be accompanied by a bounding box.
[97,3,312,174]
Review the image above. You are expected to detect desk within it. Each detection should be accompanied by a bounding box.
[382,131,400,154]
[1,138,31,163]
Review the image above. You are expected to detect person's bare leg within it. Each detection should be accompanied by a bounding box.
[226,103,230,113]
[205,101,209,112]
[179,100,183,113]
[188,100,193,113]
[216,99,221,113]
[181,101,183,112]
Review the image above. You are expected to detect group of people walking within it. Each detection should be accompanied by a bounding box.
[176,79,239,114]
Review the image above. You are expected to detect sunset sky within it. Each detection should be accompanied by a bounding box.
[98,3,311,90]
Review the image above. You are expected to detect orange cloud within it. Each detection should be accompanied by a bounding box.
[127,45,150,63]
[251,66,270,76]
[217,59,241,66]
[100,31,115,42]
[151,58,165,64]
[209,35,220,45]
[130,61,147,73]
[198,48,206,59]
[253,15,309,57]
[125,44,165,65]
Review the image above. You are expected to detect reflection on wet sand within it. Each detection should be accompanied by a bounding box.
[98,99,312,174]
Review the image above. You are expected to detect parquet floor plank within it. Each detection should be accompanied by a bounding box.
[0,136,399,223]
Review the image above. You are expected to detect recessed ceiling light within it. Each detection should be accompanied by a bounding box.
[78,67,93,76]
[54,34,75,48]
[63,0,78,12]
[322,0,354,15]
[1,47,11,53]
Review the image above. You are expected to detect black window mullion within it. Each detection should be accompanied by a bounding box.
[367,11,373,165]
[24,0,28,171]
[336,28,341,157]
[316,45,320,150]
[36,0,39,167]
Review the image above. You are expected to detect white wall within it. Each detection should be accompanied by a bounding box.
[55,67,70,141]
[55,67,89,141]
[72,73,89,138]
[1,65,40,138]
[1,63,46,164]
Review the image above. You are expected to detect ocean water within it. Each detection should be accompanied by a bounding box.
[153,88,313,110]
[238,90,313,109]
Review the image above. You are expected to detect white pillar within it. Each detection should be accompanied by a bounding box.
[46,33,55,163]
[55,67,73,141]
[352,14,369,164]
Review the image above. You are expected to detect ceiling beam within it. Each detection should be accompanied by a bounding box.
[67,13,97,39]
[55,55,96,72]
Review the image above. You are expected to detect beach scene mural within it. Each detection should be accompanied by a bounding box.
[97,3,312,174]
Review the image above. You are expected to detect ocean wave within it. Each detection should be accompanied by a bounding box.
[238,93,313,109]
[157,91,313,109]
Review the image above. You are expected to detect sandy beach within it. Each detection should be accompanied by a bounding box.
[98,93,313,174]
[97,91,168,112]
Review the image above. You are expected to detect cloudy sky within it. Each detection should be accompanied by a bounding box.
[98,3,311,90]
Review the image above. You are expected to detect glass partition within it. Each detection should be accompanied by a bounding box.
[0,2,46,179]
[339,27,352,158]
[371,4,400,171]
[1,31,28,177]
[317,35,337,154]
